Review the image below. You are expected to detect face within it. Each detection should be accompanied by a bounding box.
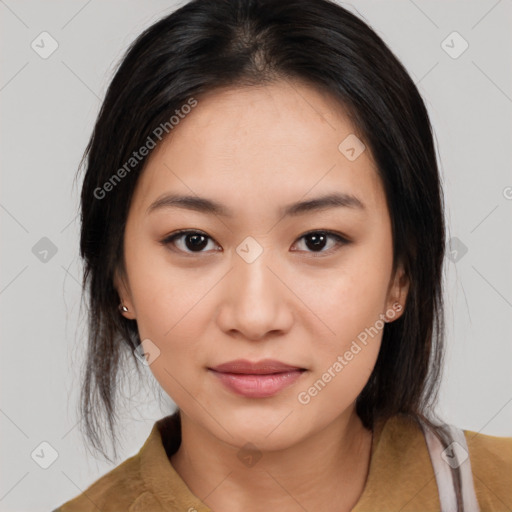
[116,80,408,451]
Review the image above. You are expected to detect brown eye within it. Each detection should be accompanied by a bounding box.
[291,230,349,256]
[161,230,220,254]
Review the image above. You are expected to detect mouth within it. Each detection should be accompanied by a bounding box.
[208,359,307,398]
[210,358,306,374]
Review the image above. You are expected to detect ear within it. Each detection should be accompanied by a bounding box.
[114,268,136,320]
[385,264,409,322]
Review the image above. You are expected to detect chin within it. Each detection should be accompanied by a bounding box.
[208,403,314,451]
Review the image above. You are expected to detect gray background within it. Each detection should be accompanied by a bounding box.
[1,0,511,510]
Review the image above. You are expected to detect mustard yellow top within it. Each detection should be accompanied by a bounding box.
[54,412,512,511]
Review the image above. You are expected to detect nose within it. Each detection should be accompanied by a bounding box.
[214,247,294,342]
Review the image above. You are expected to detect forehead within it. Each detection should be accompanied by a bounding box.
[131,80,386,219]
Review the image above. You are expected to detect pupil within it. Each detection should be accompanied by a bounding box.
[306,232,327,251]
[186,233,208,251]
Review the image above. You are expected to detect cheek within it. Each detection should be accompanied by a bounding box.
[127,259,212,409]
[296,341,380,423]
[130,268,210,348]
[297,252,391,346]
[293,265,387,414]
[125,233,203,329]
[290,242,392,407]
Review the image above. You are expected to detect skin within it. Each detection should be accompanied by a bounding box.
[115,79,409,512]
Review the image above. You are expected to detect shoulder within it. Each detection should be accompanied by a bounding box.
[352,414,442,511]
[52,417,173,512]
[464,428,512,510]
[53,451,157,511]
[359,414,512,511]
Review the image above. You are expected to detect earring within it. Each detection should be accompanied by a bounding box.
[119,303,129,313]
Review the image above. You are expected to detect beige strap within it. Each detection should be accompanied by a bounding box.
[419,420,480,512]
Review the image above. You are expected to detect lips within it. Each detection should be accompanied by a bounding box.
[208,359,306,398]
[210,359,304,374]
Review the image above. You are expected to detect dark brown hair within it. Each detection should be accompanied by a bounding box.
[77,0,461,507]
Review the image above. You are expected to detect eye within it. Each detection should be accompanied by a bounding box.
[291,230,349,256]
[160,230,221,254]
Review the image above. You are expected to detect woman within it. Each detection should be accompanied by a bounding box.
[54,0,511,510]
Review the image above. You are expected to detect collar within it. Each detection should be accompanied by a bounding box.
[139,411,439,511]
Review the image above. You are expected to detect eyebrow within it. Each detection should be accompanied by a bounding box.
[146,192,365,217]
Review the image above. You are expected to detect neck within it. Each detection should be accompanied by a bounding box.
[170,407,373,512]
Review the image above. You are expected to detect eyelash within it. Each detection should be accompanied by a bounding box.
[160,229,350,258]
